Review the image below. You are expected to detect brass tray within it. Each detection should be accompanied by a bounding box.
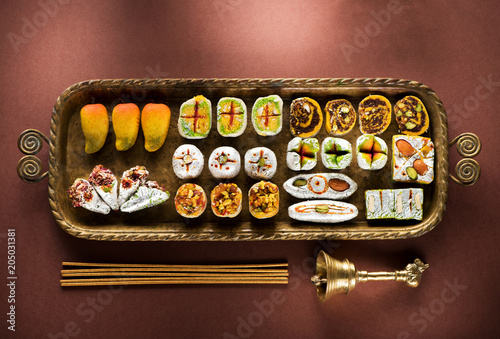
[17,78,481,241]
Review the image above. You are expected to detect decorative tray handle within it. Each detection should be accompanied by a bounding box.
[448,132,481,186]
[17,129,49,183]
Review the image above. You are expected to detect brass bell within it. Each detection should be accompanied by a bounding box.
[311,250,429,302]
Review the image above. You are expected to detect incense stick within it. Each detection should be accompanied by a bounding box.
[60,262,289,287]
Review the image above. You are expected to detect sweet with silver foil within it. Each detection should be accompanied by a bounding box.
[88,165,119,210]
[118,166,149,206]
[392,135,434,184]
[172,144,204,179]
[365,188,423,221]
[244,147,277,180]
[208,146,241,179]
[286,137,319,171]
[120,181,170,213]
[68,178,111,215]
[356,134,388,170]
[288,200,358,223]
[283,173,357,200]
[321,137,353,170]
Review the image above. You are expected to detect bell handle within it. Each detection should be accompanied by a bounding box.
[356,259,429,288]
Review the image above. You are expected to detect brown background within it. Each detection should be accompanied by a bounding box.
[1,0,499,338]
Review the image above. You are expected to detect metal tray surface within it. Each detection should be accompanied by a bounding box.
[43,78,452,241]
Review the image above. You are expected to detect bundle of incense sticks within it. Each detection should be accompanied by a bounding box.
[60,262,288,287]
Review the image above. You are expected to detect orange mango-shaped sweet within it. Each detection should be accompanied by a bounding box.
[112,103,140,151]
[141,103,171,152]
[80,104,109,154]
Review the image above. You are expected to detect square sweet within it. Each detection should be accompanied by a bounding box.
[410,188,424,221]
[392,135,434,184]
[393,188,411,220]
[366,188,423,221]
[366,189,395,220]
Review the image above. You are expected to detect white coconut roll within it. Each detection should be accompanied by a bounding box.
[288,200,358,223]
[283,173,357,200]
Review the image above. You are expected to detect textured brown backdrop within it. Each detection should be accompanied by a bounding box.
[1,0,498,338]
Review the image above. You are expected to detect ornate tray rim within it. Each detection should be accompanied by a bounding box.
[47,78,449,241]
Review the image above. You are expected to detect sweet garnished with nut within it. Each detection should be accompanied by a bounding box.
[394,96,429,136]
[211,183,242,218]
[290,97,323,138]
[324,99,356,136]
[174,183,207,218]
[283,173,357,200]
[358,95,392,135]
[395,139,416,157]
[392,135,434,184]
[249,181,279,219]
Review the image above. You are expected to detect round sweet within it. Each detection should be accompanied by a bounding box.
[286,137,319,171]
[210,183,243,218]
[356,134,388,170]
[321,137,352,170]
[358,95,391,135]
[324,99,356,136]
[244,147,277,180]
[393,96,429,136]
[307,175,329,195]
[174,183,207,218]
[251,95,283,136]
[290,97,323,138]
[248,181,279,219]
[178,95,212,139]
[217,97,247,137]
[208,146,241,179]
[172,144,204,179]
